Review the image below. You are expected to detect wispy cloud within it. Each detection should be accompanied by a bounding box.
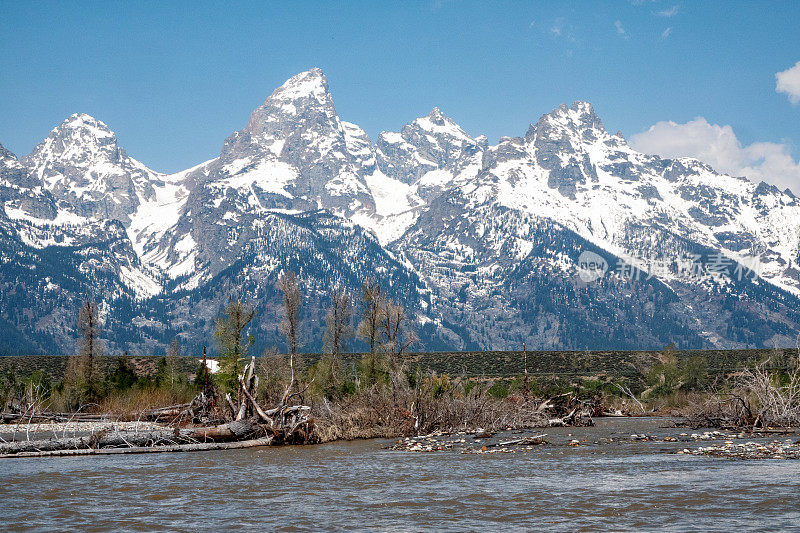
[656,5,679,17]
[661,27,672,39]
[776,61,800,104]
[615,20,629,39]
[430,0,455,10]
[550,18,564,37]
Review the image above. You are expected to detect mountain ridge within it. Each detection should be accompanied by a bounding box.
[2,68,800,355]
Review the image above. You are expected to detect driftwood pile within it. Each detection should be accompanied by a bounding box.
[536,392,599,427]
[142,392,215,423]
[0,356,314,458]
[223,355,314,444]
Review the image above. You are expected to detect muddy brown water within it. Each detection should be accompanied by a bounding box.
[1,417,799,531]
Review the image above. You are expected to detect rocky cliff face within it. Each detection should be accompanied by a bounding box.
[190,68,375,218]
[2,69,800,355]
[22,114,166,224]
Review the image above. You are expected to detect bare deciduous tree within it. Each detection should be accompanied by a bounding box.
[357,280,383,386]
[379,300,417,358]
[78,299,103,396]
[357,280,382,354]
[257,345,292,404]
[78,300,101,375]
[278,270,302,356]
[166,337,181,385]
[322,288,353,390]
[379,298,418,387]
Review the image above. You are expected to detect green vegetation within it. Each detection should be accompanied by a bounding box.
[214,297,255,393]
[0,347,790,416]
[0,271,794,423]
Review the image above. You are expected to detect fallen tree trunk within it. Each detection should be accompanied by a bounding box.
[0,418,265,456]
[141,403,192,419]
[0,436,274,459]
[485,435,548,448]
[1,412,110,423]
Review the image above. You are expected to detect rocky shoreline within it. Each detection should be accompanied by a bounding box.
[680,440,800,460]
[385,426,800,460]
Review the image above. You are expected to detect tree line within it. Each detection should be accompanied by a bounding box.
[215,271,418,402]
[50,271,418,410]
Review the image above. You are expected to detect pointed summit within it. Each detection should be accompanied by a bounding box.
[537,101,605,135]
[376,106,484,188]
[427,107,446,124]
[22,114,161,223]
[205,68,374,219]
[0,140,34,189]
[243,68,339,138]
[54,113,116,140]
[268,67,331,104]
[412,107,473,142]
[25,113,124,175]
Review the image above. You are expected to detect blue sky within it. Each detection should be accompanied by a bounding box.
[1,0,799,186]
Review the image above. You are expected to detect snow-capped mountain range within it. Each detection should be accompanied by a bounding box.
[2,68,800,355]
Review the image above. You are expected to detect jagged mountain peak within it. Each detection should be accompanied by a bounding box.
[23,112,162,179]
[53,113,117,146]
[0,141,15,159]
[427,106,446,122]
[412,107,474,141]
[8,70,800,354]
[527,100,606,142]
[20,113,164,225]
[261,67,332,111]
[241,67,340,142]
[0,140,33,189]
[62,112,112,130]
[551,101,601,122]
[29,112,119,161]
[0,142,27,183]
[187,67,374,235]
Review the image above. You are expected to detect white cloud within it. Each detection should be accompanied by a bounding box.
[776,61,800,104]
[661,27,672,39]
[630,117,800,192]
[615,20,629,38]
[656,5,679,17]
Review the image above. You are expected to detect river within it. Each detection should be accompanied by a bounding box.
[1,417,799,531]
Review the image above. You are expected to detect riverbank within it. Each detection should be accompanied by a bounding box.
[5,414,798,460]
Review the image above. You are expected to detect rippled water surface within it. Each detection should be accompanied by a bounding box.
[2,418,799,531]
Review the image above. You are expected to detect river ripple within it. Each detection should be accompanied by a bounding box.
[1,418,798,531]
